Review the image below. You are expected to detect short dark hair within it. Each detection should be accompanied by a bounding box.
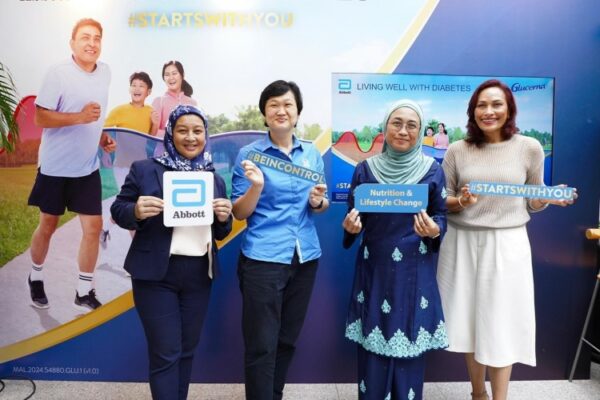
[259,80,303,116]
[71,18,103,40]
[465,79,518,147]
[162,60,193,97]
[129,71,153,90]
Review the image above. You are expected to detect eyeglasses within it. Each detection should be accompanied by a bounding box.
[389,121,420,133]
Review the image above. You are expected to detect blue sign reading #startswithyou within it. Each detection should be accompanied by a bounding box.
[469,181,575,200]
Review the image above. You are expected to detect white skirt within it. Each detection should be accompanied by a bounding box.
[437,223,536,367]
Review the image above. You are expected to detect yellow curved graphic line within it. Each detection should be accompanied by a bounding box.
[378,0,439,73]
[216,218,246,248]
[0,1,439,363]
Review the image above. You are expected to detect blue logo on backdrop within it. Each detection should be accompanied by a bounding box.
[172,180,206,207]
[338,79,352,94]
[511,82,547,92]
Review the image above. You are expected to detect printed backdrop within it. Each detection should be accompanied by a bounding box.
[0,0,599,384]
[331,73,554,202]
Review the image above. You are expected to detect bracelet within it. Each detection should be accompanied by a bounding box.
[457,196,466,209]
[310,198,324,210]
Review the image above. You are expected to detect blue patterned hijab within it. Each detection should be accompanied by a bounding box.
[154,105,214,171]
[366,99,434,184]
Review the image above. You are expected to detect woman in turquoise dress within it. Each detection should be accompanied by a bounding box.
[342,99,448,400]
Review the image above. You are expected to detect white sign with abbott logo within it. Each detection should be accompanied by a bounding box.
[163,171,214,227]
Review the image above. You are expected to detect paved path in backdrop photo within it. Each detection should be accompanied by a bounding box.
[0,198,132,348]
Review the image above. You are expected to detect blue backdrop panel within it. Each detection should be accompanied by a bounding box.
[398,0,600,381]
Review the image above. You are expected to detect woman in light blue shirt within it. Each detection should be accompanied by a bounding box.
[232,80,329,400]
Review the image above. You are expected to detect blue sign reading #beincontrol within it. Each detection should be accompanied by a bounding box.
[247,150,325,184]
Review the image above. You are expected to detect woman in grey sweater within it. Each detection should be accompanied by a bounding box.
[437,79,575,400]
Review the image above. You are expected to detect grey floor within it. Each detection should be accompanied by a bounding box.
[2,363,599,399]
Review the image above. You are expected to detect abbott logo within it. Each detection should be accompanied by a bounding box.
[172,180,206,207]
[338,79,352,94]
[163,171,213,227]
[338,79,351,91]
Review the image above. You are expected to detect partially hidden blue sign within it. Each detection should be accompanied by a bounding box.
[247,150,325,184]
[469,181,575,200]
[354,184,428,213]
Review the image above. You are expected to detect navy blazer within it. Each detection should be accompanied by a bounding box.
[110,159,232,281]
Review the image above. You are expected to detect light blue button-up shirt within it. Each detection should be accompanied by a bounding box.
[232,134,326,264]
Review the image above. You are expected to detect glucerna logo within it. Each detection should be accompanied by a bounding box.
[338,79,352,92]
[172,179,206,207]
[511,82,547,92]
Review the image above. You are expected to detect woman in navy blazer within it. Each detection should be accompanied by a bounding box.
[111,105,232,400]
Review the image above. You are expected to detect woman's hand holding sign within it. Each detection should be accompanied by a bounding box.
[413,209,440,238]
[232,160,265,220]
[213,198,232,223]
[241,160,264,189]
[458,184,478,208]
[135,195,164,220]
[309,183,327,210]
[447,184,478,212]
[533,184,578,208]
[343,208,362,234]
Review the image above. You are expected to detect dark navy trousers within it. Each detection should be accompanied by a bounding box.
[132,255,211,400]
[237,252,319,400]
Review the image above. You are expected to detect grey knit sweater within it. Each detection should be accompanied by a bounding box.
[442,134,546,229]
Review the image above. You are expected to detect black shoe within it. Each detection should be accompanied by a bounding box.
[100,229,110,250]
[28,276,49,309]
[591,351,600,365]
[74,289,102,311]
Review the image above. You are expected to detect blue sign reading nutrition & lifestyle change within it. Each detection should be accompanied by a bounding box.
[354,184,428,213]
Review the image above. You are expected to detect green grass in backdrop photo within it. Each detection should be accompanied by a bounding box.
[0,165,116,267]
